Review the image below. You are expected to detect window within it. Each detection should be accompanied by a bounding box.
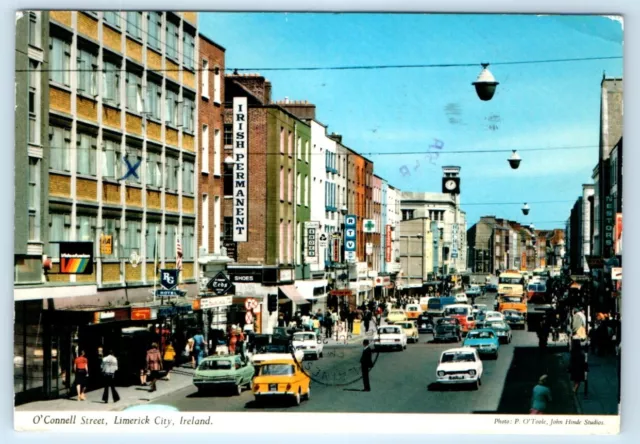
[182,159,194,194]
[183,33,195,69]
[297,137,302,160]
[76,215,96,248]
[166,21,179,60]
[145,80,161,119]
[124,219,142,257]
[165,224,177,259]
[28,12,41,47]
[201,194,209,249]
[279,220,284,263]
[297,221,301,263]
[48,213,71,258]
[28,61,39,144]
[146,151,163,187]
[165,89,179,126]
[102,217,121,259]
[76,132,97,176]
[288,169,292,202]
[306,175,310,206]
[165,155,179,191]
[103,11,120,28]
[201,59,209,98]
[296,173,301,205]
[201,125,209,173]
[49,125,71,171]
[125,71,143,113]
[126,12,142,39]
[213,68,221,103]
[124,144,142,184]
[213,129,221,176]
[223,216,233,241]
[223,124,233,147]
[305,141,310,163]
[49,38,70,86]
[28,158,40,241]
[182,225,195,260]
[103,61,120,106]
[279,127,284,154]
[146,222,160,260]
[287,221,292,263]
[288,131,292,157]
[279,166,284,201]
[102,138,120,179]
[223,164,233,196]
[182,96,195,132]
[147,12,162,50]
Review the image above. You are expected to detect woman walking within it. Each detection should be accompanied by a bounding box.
[570,346,586,393]
[73,350,89,401]
[530,375,552,414]
[146,343,163,392]
[163,341,176,381]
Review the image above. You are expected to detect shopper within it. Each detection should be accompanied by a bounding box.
[163,341,176,381]
[146,343,163,392]
[101,350,120,403]
[530,374,552,414]
[73,350,89,401]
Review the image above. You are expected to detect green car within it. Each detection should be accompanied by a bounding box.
[193,355,254,396]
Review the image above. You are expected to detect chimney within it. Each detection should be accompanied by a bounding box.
[265,81,272,104]
[229,73,268,104]
[278,99,317,120]
[328,133,342,143]
[284,97,289,104]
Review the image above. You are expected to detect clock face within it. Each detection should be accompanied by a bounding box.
[445,179,457,190]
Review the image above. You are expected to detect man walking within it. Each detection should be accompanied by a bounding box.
[360,339,373,392]
[101,350,120,403]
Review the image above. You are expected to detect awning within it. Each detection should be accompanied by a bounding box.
[279,285,310,305]
[295,280,328,300]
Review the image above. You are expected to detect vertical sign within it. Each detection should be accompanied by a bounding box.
[385,225,392,262]
[305,221,320,264]
[332,233,342,263]
[451,223,459,259]
[604,195,615,258]
[614,213,622,255]
[431,221,439,274]
[233,97,248,242]
[344,214,357,262]
[521,252,527,271]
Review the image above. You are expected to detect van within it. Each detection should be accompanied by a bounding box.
[443,304,476,333]
[427,297,456,316]
[405,304,422,319]
[419,297,432,312]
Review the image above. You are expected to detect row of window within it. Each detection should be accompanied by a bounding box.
[47,212,195,262]
[325,181,337,208]
[278,127,310,161]
[325,151,338,171]
[49,124,195,193]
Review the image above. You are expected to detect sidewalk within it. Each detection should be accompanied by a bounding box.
[322,320,382,346]
[16,365,195,412]
[559,349,620,415]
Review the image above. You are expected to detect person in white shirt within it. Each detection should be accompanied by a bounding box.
[101,350,120,403]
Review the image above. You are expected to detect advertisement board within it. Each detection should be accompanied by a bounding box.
[59,242,94,275]
[233,96,248,242]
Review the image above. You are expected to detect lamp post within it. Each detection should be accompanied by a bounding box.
[472,63,499,101]
[509,151,522,169]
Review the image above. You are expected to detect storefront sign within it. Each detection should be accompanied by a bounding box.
[100,311,115,320]
[604,195,615,257]
[451,224,459,259]
[305,221,320,264]
[230,270,262,283]
[330,290,353,297]
[366,242,373,256]
[318,233,328,249]
[279,269,293,282]
[385,225,392,262]
[375,276,391,286]
[99,234,112,256]
[332,234,342,263]
[160,269,179,290]
[59,242,94,274]
[431,221,439,274]
[93,308,129,324]
[131,308,151,320]
[157,305,192,318]
[344,214,357,263]
[200,296,233,310]
[207,271,233,295]
[233,96,248,242]
[615,213,623,255]
[611,267,622,281]
[363,219,376,233]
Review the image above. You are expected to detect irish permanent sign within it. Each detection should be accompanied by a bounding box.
[233,96,248,242]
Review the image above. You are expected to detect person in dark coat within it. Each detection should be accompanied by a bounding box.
[360,339,373,392]
[569,346,586,393]
[363,309,372,333]
[537,316,550,349]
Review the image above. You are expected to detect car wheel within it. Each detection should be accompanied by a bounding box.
[494,351,499,360]
[319,351,323,358]
[294,390,301,406]
[473,379,480,390]
[305,387,311,400]
[235,384,242,396]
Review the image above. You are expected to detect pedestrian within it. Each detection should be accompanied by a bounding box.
[530,374,552,414]
[364,309,372,333]
[163,341,176,380]
[347,309,355,333]
[193,329,205,366]
[236,329,246,358]
[73,350,89,401]
[537,316,550,349]
[569,346,586,393]
[360,339,373,392]
[101,350,120,404]
[325,310,334,339]
[146,342,163,392]
[186,337,195,368]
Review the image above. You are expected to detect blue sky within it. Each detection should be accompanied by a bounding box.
[200,13,623,230]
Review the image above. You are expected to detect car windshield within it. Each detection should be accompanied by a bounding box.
[489,322,506,329]
[390,310,404,315]
[473,305,487,310]
[399,323,412,329]
[442,352,476,363]
[502,297,522,303]
[467,331,495,339]
[499,277,524,285]
[261,344,288,353]
[199,359,232,370]
[445,307,469,316]
[294,333,315,341]
[259,364,295,376]
[528,284,547,292]
[379,327,400,334]
[436,325,454,333]
[407,306,419,312]
[505,311,519,316]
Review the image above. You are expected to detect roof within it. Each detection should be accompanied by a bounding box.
[197,33,226,51]
[257,358,297,365]
[442,347,476,353]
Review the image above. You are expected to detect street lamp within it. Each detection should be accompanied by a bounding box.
[224,155,235,165]
[522,203,530,216]
[508,150,522,169]
[472,63,499,101]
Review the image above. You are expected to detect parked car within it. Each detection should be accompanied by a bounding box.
[193,354,255,395]
[462,329,500,359]
[396,321,420,343]
[373,325,407,351]
[436,348,483,390]
[503,310,526,329]
[292,332,323,360]
[417,314,435,333]
[253,359,311,406]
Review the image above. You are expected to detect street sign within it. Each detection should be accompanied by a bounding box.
[363,219,376,233]
[366,242,373,256]
[244,298,259,311]
[305,221,320,264]
[611,267,622,281]
[200,295,233,309]
[344,214,357,262]
[207,271,234,296]
[160,269,179,290]
[245,311,254,324]
[585,255,605,270]
[318,233,328,248]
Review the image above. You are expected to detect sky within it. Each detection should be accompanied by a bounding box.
[199,13,623,230]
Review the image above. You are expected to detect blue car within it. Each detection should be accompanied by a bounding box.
[462,328,500,359]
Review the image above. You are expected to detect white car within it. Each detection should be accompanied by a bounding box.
[472,304,488,317]
[484,311,504,322]
[292,332,323,359]
[373,325,407,351]
[454,293,468,304]
[251,343,304,367]
[436,348,484,390]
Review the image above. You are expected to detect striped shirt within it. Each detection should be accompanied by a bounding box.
[101,355,118,375]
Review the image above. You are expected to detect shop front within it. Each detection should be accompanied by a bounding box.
[296,279,328,314]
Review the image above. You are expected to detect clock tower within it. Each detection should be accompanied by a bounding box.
[442,166,461,195]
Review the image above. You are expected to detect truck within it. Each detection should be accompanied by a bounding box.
[496,270,527,315]
[525,279,556,332]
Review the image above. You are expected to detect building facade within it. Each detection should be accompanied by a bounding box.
[398,218,434,291]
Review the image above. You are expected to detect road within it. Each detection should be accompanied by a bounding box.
[151,292,569,413]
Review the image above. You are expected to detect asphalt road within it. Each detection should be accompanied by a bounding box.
[151,292,552,413]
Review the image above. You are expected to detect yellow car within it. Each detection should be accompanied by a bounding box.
[397,321,420,343]
[252,359,310,406]
[387,309,408,324]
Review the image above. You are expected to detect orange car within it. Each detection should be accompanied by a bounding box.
[253,359,310,406]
